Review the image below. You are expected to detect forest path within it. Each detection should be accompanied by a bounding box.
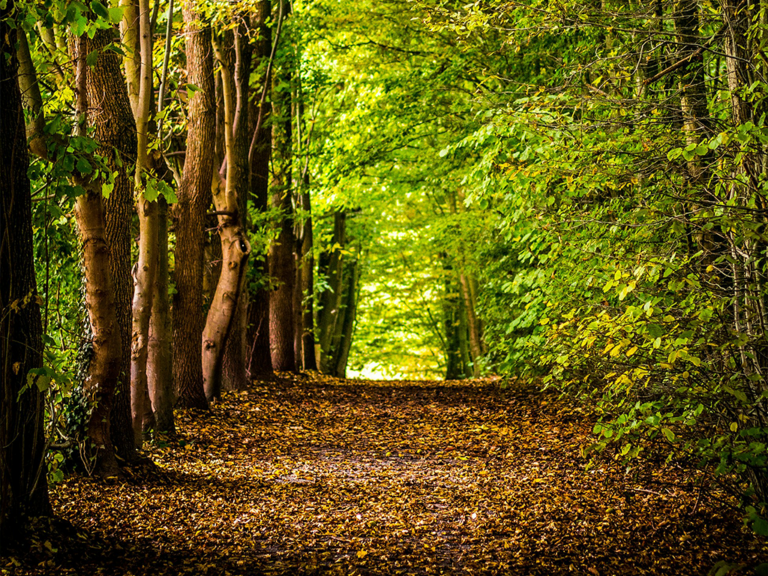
[31,377,766,574]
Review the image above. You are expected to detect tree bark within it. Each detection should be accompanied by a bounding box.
[173,3,215,409]
[147,198,174,432]
[222,22,253,393]
[75,27,138,462]
[318,211,346,372]
[333,258,359,378]
[0,8,50,544]
[269,0,297,373]
[203,31,252,402]
[246,0,275,379]
[129,0,157,446]
[459,273,482,376]
[72,35,123,477]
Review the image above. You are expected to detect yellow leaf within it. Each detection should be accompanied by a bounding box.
[357,550,367,559]
[626,346,638,357]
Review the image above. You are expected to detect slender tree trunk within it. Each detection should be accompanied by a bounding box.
[174,3,215,409]
[269,0,297,373]
[147,198,174,432]
[222,22,253,392]
[318,210,346,372]
[333,258,359,378]
[293,242,304,370]
[246,0,274,379]
[203,31,252,402]
[296,170,318,370]
[459,273,482,376]
[0,9,50,544]
[129,0,157,446]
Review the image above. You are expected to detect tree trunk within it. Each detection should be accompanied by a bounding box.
[174,3,215,409]
[333,258,359,378]
[72,35,123,477]
[222,22,253,393]
[246,0,274,380]
[318,211,346,372]
[203,31,252,402]
[297,172,318,371]
[129,0,157,447]
[0,9,50,544]
[459,273,482,376]
[441,257,463,380]
[268,0,297,373]
[77,27,138,462]
[147,198,174,433]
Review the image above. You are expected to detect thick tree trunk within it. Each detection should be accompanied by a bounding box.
[246,0,275,379]
[173,4,215,409]
[72,35,123,477]
[147,198,174,432]
[269,1,297,373]
[76,27,138,462]
[0,10,50,544]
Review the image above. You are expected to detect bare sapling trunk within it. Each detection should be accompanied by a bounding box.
[147,197,174,432]
[129,0,157,446]
[204,32,252,401]
[246,0,275,379]
[174,2,215,409]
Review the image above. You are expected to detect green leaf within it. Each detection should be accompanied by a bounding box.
[86,49,99,67]
[76,158,93,175]
[724,386,748,403]
[143,180,159,202]
[108,6,124,23]
[90,0,109,19]
[662,428,675,442]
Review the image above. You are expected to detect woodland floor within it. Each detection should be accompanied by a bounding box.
[4,375,768,575]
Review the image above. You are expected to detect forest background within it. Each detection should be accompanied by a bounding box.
[3,0,768,550]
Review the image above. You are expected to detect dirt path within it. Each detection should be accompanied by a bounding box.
[9,377,767,575]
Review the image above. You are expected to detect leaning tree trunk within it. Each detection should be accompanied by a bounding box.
[0,8,50,545]
[77,27,138,462]
[246,0,275,379]
[222,21,253,392]
[203,31,252,402]
[174,3,215,409]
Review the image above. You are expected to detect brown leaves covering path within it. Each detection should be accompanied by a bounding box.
[5,376,768,575]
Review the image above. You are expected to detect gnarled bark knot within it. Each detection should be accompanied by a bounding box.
[203,339,216,350]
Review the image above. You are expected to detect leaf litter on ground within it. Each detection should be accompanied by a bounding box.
[3,375,767,575]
